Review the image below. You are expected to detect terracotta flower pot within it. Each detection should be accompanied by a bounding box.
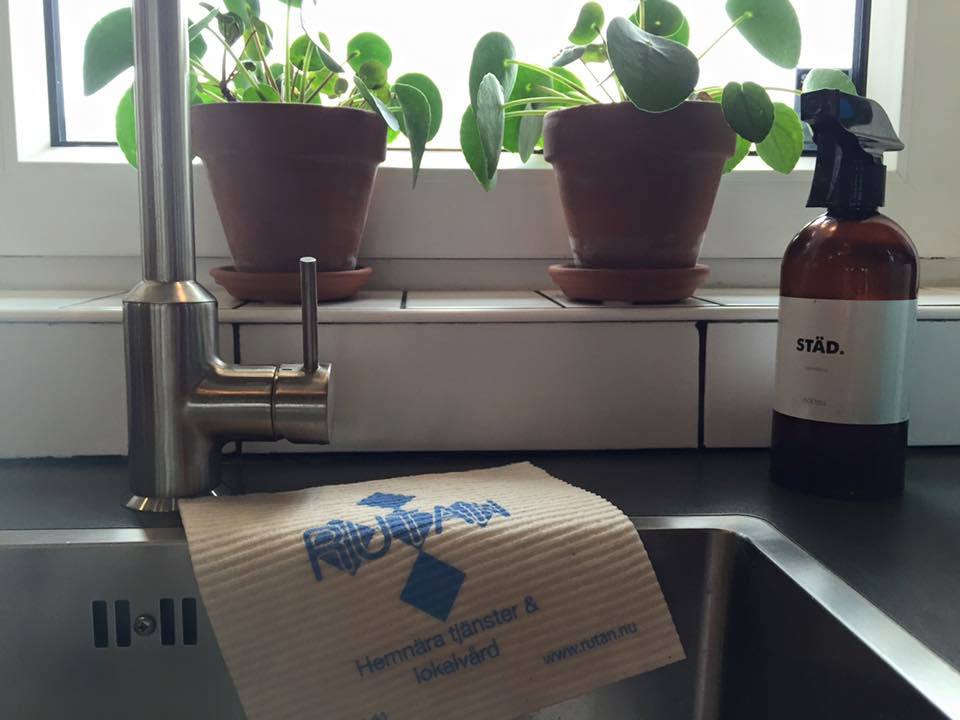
[192,103,387,273]
[543,101,735,271]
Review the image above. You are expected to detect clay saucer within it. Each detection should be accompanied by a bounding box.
[548,264,709,304]
[210,266,373,304]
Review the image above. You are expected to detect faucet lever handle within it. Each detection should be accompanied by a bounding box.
[299,256,319,373]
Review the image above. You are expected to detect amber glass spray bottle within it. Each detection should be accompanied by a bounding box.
[771,90,918,499]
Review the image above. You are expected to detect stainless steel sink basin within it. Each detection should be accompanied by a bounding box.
[534,516,960,720]
[2,516,958,719]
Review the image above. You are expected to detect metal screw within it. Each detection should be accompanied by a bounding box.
[133,614,157,636]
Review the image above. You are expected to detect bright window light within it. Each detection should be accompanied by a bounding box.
[54,0,859,149]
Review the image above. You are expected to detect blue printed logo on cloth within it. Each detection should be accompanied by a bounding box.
[303,492,510,621]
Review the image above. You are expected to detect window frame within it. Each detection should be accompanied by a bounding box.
[0,0,948,278]
[42,0,874,148]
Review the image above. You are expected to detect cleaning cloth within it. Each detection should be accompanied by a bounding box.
[180,462,683,720]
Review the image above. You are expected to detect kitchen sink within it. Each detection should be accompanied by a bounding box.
[535,516,960,720]
[1,515,957,719]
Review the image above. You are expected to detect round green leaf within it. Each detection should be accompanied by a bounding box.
[607,17,700,113]
[552,46,587,68]
[394,83,431,188]
[353,76,400,131]
[726,0,802,69]
[802,68,858,95]
[242,83,281,102]
[637,0,685,37]
[461,106,495,191]
[225,0,250,26]
[357,60,388,91]
[630,0,688,45]
[347,32,392,72]
[504,65,553,153]
[395,73,443,141]
[83,9,133,95]
[569,3,605,45]
[469,32,517,111]
[476,73,506,182]
[721,81,774,143]
[518,108,543,163]
[328,78,350,98]
[116,84,137,167]
[723,134,752,174]
[290,34,330,71]
[214,10,244,46]
[756,102,804,173]
[665,16,689,46]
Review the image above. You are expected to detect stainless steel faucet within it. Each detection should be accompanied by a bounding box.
[123,0,331,512]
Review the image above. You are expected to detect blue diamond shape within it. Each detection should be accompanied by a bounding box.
[358,492,415,510]
[400,552,465,621]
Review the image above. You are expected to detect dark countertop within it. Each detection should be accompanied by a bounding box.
[2,448,959,670]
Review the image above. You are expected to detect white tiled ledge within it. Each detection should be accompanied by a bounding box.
[3,287,960,458]
[3,287,960,323]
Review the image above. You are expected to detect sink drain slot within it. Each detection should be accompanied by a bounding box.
[90,598,198,647]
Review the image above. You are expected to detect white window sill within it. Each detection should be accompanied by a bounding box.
[2,287,960,324]
[17,143,817,177]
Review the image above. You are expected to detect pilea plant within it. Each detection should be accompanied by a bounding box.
[461,0,859,190]
[83,0,442,186]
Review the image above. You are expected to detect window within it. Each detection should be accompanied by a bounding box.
[45,0,870,149]
[8,0,945,273]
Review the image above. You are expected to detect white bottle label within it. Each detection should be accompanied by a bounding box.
[774,297,916,425]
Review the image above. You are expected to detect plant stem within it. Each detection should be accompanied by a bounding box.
[339,92,362,108]
[303,70,336,104]
[191,59,219,85]
[698,12,751,61]
[504,109,552,118]
[580,59,615,102]
[208,28,259,90]
[283,1,293,102]
[766,86,802,95]
[253,30,279,93]
[534,84,587,101]
[505,61,600,103]
[299,44,314,102]
[637,0,645,29]
[591,28,625,102]
[502,96,588,109]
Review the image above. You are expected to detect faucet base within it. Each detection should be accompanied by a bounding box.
[125,485,233,513]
